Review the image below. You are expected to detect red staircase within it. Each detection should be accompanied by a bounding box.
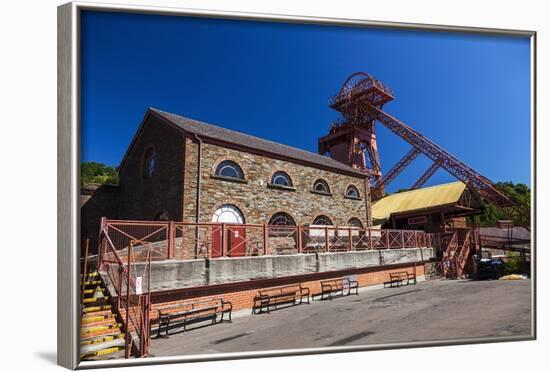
[437,229,477,279]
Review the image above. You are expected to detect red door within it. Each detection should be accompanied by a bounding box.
[211,226,223,258]
[228,226,246,257]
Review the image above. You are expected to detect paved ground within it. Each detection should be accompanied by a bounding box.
[150,279,532,357]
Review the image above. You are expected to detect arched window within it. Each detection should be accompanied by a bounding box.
[211,204,245,224]
[271,171,293,187]
[269,212,296,226]
[346,185,360,198]
[142,146,157,179]
[215,160,244,180]
[312,179,331,194]
[348,217,363,228]
[312,215,333,226]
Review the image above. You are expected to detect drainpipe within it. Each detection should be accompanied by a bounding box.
[194,134,202,257]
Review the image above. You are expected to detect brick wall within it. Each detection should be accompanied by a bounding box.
[182,138,369,232]
[118,114,185,222]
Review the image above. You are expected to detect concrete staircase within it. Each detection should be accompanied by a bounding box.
[80,272,126,361]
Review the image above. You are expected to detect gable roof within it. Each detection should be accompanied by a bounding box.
[372,182,468,223]
[120,108,366,177]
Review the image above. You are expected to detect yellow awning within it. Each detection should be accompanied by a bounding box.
[372,182,466,223]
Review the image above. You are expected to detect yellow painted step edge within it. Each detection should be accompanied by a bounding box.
[81,346,124,358]
[82,305,111,313]
[81,271,98,277]
[80,334,125,346]
[80,323,121,334]
[81,315,114,324]
[83,296,109,303]
[83,288,105,295]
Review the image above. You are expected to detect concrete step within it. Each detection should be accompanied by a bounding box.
[82,310,113,320]
[80,323,122,335]
[82,296,109,304]
[82,280,102,286]
[81,313,115,323]
[80,327,123,341]
[81,316,117,327]
[81,333,124,346]
[82,305,111,313]
[83,287,105,296]
[81,347,126,361]
[80,336,126,356]
[81,271,99,279]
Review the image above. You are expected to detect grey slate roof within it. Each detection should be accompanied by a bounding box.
[149,108,366,177]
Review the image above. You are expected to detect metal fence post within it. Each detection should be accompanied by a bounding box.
[348,227,353,251]
[98,217,107,268]
[297,225,302,253]
[385,230,390,249]
[263,223,269,255]
[401,230,405,248]
[368,228,372,249]
[325,226,329,252]
[222,223,227,257]
[125,240,132,359]
[117,267,122,311]
[168,221,175,259]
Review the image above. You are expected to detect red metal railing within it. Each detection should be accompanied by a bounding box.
[98,220,155,358]
[98,219,436,262]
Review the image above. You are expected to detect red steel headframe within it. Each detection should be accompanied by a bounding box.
[326,72,528,219]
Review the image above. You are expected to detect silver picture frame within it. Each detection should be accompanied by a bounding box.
[57,1,537,369]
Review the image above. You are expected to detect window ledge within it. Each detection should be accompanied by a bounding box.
[344,195,362,201]
[310,190,333,197]
[267,183,296,191]
[210,174,249,184]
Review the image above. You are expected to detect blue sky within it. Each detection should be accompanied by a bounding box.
[81,11,531,191]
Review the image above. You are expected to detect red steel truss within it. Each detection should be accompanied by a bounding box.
[371,147,421,197]
[325,72,528,218]
[411,161,441,190]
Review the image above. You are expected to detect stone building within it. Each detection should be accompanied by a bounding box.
[117,108,372,231]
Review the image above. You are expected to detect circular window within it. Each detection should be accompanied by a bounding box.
[269,212,296,226]
[348,217,363,228]
[211,204,245,224]
[271,171,292,187]
[346,185,360,198]
[312,215,333,226]
[215,160,244,179]
[143,147,157,179]
[313,179,331,194]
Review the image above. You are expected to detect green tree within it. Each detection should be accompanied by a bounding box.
[470,181,530,227]
[81,162,119,186]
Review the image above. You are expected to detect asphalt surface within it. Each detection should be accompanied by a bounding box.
[150,279,532,357]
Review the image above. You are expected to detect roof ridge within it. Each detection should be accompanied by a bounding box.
[149,108,365,176]
[152,108,318,156]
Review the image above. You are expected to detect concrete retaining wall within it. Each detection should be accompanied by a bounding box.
[130,247,433,292]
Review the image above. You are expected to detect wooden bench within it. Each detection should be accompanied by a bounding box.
[252,284,310,314]
[384,271,416,288]
[316,277,359,300]
[155,298,232,338]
